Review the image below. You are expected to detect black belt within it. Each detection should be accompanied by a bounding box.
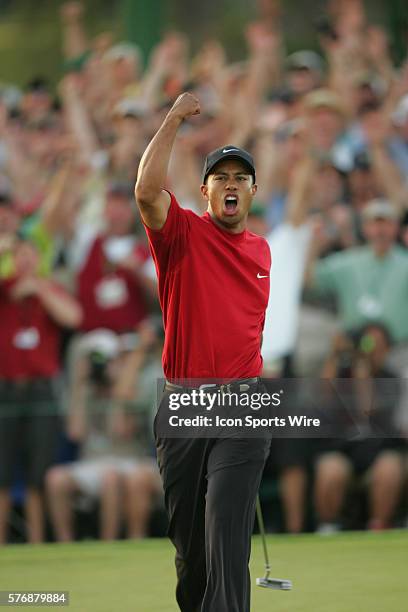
[164,377,259,394]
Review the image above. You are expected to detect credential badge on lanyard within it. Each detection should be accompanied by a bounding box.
[13,327,40,350]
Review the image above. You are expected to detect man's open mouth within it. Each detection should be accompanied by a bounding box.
[224,195,239,215]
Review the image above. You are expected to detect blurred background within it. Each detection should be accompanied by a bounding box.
[0,0,407,545]
[0,0,407,86]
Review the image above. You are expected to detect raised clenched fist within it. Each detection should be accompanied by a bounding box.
[169,92,201,122]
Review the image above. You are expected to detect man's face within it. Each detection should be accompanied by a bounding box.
[25,125,59,164]
[312,165,344,206]
[104,194,134,235]
[22,90,52,120]
[200,159,257,231]
[113,115,142,140]
[349,167,377,206]
[0,205,20,235]
[287,67,318,95]
[14,241,40,276]
[352,84,377,113]
[362,217,398,254]
[307,107,342,149]
[110,56,139,85]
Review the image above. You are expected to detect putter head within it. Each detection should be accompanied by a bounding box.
[256,577,293,590]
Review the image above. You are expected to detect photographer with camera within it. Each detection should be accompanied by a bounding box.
[314,324,406,532]
[45,322,162,541]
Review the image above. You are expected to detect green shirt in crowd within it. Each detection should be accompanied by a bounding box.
[0,216,54,279]
[313,245,408,343]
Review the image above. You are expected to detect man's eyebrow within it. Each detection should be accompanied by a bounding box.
[213,170,250,176]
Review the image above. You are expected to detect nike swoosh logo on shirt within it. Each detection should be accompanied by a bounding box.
[257,273,268,279]
[222,148,240,153]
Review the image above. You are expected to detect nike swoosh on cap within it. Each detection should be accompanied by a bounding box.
[222,148,240,153]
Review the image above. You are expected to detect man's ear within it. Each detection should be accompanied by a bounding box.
[251,183,258,196]
[200,184,209,201]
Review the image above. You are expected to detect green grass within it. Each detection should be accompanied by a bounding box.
[0,531,407,611]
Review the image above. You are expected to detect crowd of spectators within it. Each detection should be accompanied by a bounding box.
[0,0,407,543]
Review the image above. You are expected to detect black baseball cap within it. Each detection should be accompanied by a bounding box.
[25,77,50,94]
[0,190,13,207]
[202,145,256,184]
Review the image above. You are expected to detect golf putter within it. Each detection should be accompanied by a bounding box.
[255,496,293,591]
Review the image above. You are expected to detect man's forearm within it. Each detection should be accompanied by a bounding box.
[62,82,98,163]
[60,2,88,60]
[62,18,87,59]
[286,156,316,227]
[135,113,182,205]
[37,280,83,329]
[303,239,321,288]
[135,93,200,229]
[41,161,73,234]
[371,144,406,212]
[135,92,200,207]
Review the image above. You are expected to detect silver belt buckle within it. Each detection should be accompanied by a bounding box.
[199,383,217,391]
[239,384,250,392]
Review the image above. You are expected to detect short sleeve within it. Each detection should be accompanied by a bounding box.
[143,192,191,280]
[143,191,190,243]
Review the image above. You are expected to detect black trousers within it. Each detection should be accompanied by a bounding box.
[0,379,61,488]
[155,391,271,612]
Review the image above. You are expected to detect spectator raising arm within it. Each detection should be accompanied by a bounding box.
[2,128,43,203]
[139,40,175,110]
[40,156,75,236]
[303,217,327,289]
[227,24,281,149]
[285,155,318,227]
[135,92,200,229]
[60,1,88,61]
[365,26,394,89]
[59,75,99,167]
[363,108,408,213]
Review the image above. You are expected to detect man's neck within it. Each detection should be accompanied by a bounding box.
[208,210,247,234]
[371,244,393,259]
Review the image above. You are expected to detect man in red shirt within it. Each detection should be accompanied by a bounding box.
[135,93,271,612]
[0,238,82,544]
[76,182,153,333]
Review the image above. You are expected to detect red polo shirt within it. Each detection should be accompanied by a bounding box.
[77,236,149,332]
[144,192,271,380]
[0,278,63,380]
